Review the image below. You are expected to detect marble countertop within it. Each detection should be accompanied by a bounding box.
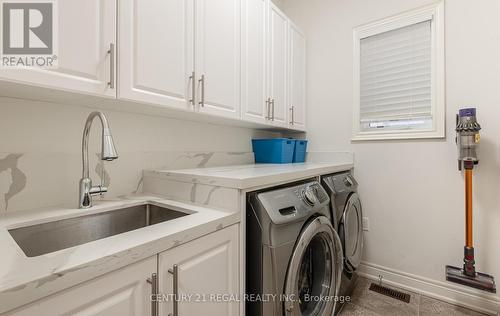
[144,162,354,190]
[0,195,239,314]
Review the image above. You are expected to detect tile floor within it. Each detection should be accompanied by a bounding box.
[339,277,489,316]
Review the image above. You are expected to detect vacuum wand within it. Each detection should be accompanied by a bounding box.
[464,168,474,277]
[445,108,496,293]
[465,169,473,250]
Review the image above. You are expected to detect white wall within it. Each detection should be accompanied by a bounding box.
[282,0,500,312]
[0,98,277,212]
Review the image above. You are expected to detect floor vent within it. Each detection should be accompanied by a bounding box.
[369,283,411,303]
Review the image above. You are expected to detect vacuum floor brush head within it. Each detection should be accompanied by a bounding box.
[446,265,496,293]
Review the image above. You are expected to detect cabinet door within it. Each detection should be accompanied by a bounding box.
[268,2,288,127]
[119,0,194,110]
[0,0,116,98]
[158,225,239,316]
[241,0,269,124]
[6,257,156,316]
[288,23,306,131]
[195,0,241,118]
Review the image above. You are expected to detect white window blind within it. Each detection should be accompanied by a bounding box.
[359,20,432,131]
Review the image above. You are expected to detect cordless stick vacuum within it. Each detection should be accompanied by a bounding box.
[445,108,496,293]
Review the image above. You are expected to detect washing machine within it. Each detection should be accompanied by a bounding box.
[321,171,363,311]
[246,179,344,316]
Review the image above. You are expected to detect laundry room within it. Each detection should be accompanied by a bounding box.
[0,0,499,315]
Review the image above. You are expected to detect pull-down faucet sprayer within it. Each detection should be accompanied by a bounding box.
[79,111,118,208]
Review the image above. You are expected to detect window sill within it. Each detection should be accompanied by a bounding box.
[351,130,445,141]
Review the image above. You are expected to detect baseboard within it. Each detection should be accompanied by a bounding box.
[358,261,500,315]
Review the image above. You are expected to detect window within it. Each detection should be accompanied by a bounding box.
[352,2,445,140]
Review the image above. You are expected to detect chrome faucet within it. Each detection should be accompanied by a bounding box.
[79,111,118,208]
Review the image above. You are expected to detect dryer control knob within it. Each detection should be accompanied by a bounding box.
[344,176,354,187]
[302,185,318,206]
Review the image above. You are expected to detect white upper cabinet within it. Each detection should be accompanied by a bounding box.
[0,0,116,98]
[118,0,195,110]
[241,0,307,130]
[0,0,305,130]
[195,0,241,119]
[241,0,269,124]
[6,257,156,316]
[268,2,288,127]
[288,22,306,131]
[158,225,239,316]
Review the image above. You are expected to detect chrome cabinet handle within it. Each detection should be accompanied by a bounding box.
[147,273,158,316]
[107,43,115,89]
[290,106,295,125]
[271,99,275,121]
[198,75,205,107]
[168,265,179,316]
[189,71,195,107]
[265,98,271,119]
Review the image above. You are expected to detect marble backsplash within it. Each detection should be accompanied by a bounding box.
[0,151,254,213]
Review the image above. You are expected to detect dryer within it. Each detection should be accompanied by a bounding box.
[246,180,344,316]
[321,171,363,310]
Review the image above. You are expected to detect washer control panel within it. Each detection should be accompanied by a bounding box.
[256,181,330,225]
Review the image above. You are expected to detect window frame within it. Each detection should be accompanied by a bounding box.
[352,1,445,141]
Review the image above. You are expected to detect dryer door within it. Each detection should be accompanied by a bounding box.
[339,193,363,274]
[283,216,343,316]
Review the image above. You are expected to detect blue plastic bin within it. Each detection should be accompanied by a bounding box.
[252,138,295,163]
[293,140,308,163]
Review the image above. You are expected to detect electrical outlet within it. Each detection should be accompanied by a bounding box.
[362,217,370,231]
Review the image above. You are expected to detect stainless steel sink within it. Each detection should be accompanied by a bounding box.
[9,204,190,257]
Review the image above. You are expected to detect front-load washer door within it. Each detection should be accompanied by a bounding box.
[339,193,363,274]
[283,216,343,316]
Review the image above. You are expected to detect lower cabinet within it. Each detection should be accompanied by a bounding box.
[6,256,157,316]
[158,224,239,316]
[5,225,239,316]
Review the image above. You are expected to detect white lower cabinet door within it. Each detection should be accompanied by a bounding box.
[6,256,157,316]
[288,22,306,131]
[118,0,195,110]
[195,0,241,119]
[0,0,116,98]
[158,225,239,316]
